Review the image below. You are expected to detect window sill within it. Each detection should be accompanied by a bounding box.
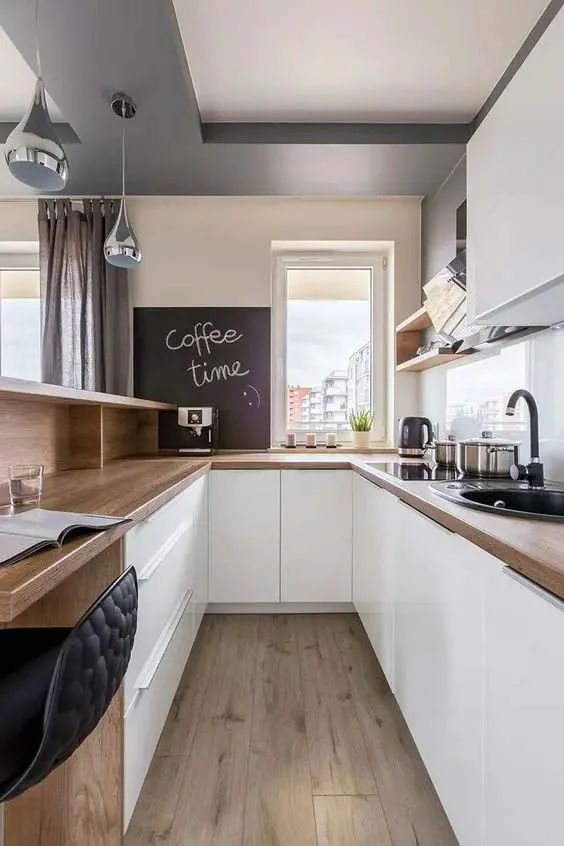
[268,444,394,455]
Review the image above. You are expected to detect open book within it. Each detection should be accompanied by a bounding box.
[0,509,130,567]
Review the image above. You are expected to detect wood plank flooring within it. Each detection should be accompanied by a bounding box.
[125,614,457,846]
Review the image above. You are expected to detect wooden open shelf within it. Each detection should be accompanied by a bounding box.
[396,348,470,372]
[395,306,472,373]
[0,378,176,481]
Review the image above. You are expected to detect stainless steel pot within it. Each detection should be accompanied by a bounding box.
[456,437,520,478]
[427,438,457,468]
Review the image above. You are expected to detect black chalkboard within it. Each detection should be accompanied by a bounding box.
[134,307,271,450]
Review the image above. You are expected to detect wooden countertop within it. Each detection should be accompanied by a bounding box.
[2,452,564,621]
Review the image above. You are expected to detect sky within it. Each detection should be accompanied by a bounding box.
[286,299,370,386]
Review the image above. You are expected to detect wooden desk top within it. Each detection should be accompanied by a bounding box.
[1,452,564,621]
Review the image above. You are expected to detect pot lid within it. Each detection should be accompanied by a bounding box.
[459,437,520,446]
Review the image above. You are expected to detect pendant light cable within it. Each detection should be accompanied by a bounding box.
[34,0,42,79]
[121,125,126,199]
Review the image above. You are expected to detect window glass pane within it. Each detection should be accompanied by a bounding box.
[1,269,41,381]
[286,267,371,433]
[446,341,529,436]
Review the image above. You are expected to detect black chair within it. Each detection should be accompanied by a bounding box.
[0,566,137,802]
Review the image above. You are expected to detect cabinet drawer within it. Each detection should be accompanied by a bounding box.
[124,588,195,830]
[125,484,196,574]
[124,514,195,710]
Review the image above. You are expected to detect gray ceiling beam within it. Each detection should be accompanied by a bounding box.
[202,122,472,145]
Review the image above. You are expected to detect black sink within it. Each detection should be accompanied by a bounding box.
[431,482,564,522]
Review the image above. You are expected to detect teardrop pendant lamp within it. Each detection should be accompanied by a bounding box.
[104,93,142,269]
[4,0,69,191]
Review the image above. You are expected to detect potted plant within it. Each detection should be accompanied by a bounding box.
[348,409,375,449]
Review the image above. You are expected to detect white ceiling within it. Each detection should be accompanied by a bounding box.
[173,0,550,122]
[0,26,63,122]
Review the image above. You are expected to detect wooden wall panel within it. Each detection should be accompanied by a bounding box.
[102,409,139,464]
[69,405,103,469]
[0,398,71,483]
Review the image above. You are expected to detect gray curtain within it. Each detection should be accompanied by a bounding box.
[38,198,131,395]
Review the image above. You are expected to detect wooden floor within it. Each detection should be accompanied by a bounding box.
[125,614,457,846]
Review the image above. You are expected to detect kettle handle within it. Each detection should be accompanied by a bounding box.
[422,418,435,446]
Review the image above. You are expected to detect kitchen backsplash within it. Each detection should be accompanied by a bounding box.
[420,327,564,480]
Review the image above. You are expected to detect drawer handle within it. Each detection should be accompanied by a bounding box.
[137,519,192,582]
[397,498,454,535]
[134,587,194,693]
[140,493,183,528]
[503,566,564,612]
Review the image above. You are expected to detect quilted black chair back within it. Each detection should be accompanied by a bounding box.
[0,566,137,803]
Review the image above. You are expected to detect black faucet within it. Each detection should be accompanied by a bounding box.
[505,389,544,489]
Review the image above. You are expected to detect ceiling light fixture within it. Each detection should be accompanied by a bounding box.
[104,93,142,269]
[4,0,69,191]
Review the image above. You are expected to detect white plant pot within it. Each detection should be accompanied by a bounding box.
[352,430,372,449]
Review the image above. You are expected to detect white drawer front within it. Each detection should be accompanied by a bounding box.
[126,483,197,574]
[125,515,195,710]
[124,589,195,830]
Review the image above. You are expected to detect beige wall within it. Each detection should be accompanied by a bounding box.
[127,197,421,317]
[0,196,423,442]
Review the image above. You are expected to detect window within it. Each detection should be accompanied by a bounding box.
[273,251,386,444]
[446,341,530,436]
[0,269,41,381]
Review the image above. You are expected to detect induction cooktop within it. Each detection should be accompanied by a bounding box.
[369,462,461,482]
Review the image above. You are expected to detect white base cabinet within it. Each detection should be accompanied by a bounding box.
[484,565,564,846]
[124,475,209,830]
[281,470,352,602]
[352,474,398,689]
[395,501,488,846]
[209,470,280,602]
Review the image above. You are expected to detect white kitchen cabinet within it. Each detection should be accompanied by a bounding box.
[281,470,352,602]
[395,501,488,846]
[352,474,398,689]
[191,474,209,634]
[467,7,564,326]
[484,565,564,846]
[209,470,280,603]
[124,476,209,829]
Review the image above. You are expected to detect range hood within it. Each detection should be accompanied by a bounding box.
[425,249,545,352]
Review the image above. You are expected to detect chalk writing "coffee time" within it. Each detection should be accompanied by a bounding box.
[165,321,250,388]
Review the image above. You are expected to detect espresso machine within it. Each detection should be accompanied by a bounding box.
[158,407,219,455]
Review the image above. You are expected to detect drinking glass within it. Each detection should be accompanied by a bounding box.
[8,464,44,506]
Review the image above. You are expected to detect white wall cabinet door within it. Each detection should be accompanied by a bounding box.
[467,8,564,326]
[352,474,398,689]
[395,501,487,846]
[280,470,352,602]
[484,565,564,846]
[209,470,280,603]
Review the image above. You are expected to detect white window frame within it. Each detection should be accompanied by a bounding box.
[272,250,387,446]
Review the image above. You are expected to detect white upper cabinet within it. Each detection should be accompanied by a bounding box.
[352,474,398,689]
[484,565,564,846]
[467,7,564,326]
[281,470,352,602]
[209,470,280,603]
[395,502,488,846]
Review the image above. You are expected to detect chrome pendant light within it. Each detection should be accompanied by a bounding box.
[104,93,142,269]
[4,0,69,191]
